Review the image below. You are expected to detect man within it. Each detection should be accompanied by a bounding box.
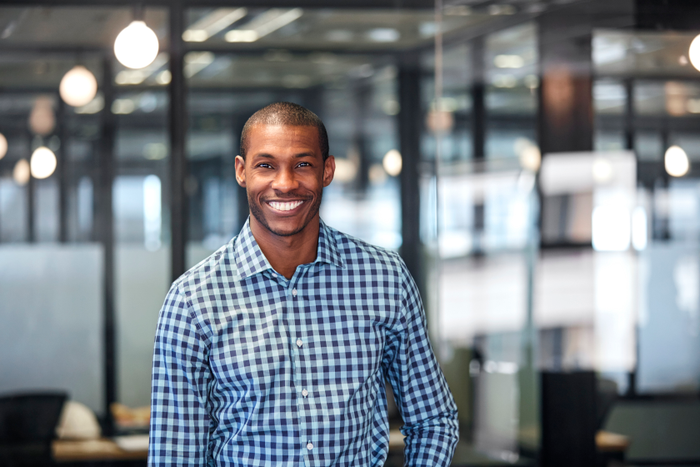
[149,102,458,467]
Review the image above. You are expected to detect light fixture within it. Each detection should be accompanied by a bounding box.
[182,8,247,42]
[225,8,302,43]
[382,149,402,176]
[114,20,159,69]
[0,133,7,160]
[689,34,700,72]
[665,145,690,177]
[426,110,454,134]
[13,159,30,186]
[30,146,57,179]
[28,97,55,136]
[494,54,524,69]
[59,66,98,107]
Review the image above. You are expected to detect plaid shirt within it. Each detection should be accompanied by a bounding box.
[149,219,458,467]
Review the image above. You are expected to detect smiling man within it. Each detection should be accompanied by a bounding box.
[149,102,458,467]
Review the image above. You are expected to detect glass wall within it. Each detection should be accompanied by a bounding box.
[0,29,108,413]
[424,20,541,464]
[592,29,700,397]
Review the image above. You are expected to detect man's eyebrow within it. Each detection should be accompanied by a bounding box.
[293,152,316,159]
[252,152,316,159]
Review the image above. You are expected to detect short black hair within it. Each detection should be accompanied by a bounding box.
[239,102,329,161]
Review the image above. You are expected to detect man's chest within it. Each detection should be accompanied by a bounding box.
[202,272,400,398]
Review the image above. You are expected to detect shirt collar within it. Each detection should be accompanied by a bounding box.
[233,218,344,279]
[315,220,344,269]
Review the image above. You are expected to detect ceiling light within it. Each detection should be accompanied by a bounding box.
[383,149,402,176]
[183,8,247,42]
[665,145,690,177]
[112,99,136,114]
[367,28,400,43]
[689,34,700,72]
[30,146,57,179]
[494,55,524,69]
[28,97,55,136]
[225,8,302,43]
[59,66,98,107]
[115,70,146,85]
[519,145,541,172]
[114,21,159,69]
[0,133,7,160]
[13,159,30,186]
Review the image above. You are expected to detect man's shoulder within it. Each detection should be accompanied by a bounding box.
[325,224,406,274]
[170,238,238,298]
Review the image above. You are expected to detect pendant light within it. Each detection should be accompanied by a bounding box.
[59,65,98,107]
[114,6,159,69]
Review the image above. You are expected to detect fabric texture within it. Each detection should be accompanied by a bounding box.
[149,219,459,467]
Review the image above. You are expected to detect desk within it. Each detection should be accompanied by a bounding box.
[54,431,629,463]
[596,430,631,453]
[53,438,148,463]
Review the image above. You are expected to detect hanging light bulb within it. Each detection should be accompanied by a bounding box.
[28,97,55,136]
[114,20,159,69]
[30,146,57,179]
[13,159,30,186]
[665,145,690,177]
[382,149,403,176]
[60,65,98,107]
[690,34,700,72]
[0,133,7,160]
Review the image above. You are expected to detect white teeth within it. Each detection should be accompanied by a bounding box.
[268,200,304,211]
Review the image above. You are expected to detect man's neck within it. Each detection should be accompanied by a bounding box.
[249,218,320,280]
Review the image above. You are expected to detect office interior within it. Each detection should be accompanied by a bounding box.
[1,0,700,465]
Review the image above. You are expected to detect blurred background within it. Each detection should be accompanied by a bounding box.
[1,0,700,466]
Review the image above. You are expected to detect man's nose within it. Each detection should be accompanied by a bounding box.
[272,167,299,192]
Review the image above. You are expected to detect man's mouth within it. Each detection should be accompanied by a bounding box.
[267,200,305,212]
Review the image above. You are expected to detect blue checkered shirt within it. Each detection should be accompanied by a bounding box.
[149,219,458,466]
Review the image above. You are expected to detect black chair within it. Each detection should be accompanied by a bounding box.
[0,392,68,467]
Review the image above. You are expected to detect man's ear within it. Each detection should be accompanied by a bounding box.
[323,155,335,187]
[235,155,246,188]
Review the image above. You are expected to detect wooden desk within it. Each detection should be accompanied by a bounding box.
[53,438,148,463]
[596,430,631,453]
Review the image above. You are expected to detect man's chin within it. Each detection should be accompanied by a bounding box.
[255,217,309,238]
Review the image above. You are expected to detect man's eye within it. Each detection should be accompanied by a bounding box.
[297,162,311,168]
[257,163,272,169]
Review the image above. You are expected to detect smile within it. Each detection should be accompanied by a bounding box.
[267,200,305,212]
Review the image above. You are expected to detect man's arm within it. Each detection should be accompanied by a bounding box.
[385,262,459,466]
[149,285,213,467]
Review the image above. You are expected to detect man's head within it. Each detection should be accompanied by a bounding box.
[235,103,335,241]
[240,102,329,161]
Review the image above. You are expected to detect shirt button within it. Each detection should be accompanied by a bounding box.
[302,389,309,397]
[296,339,303,348]
[307,442,313,451]
[292,288,297,297]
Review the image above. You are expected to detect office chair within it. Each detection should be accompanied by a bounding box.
[0,391,68,467]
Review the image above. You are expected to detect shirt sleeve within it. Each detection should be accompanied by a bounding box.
[384,261,459,467]
[149,284,213,467]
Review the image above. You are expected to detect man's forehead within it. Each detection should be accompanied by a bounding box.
[247,124,320,147]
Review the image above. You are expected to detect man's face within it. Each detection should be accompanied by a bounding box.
[235,124,335,239]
